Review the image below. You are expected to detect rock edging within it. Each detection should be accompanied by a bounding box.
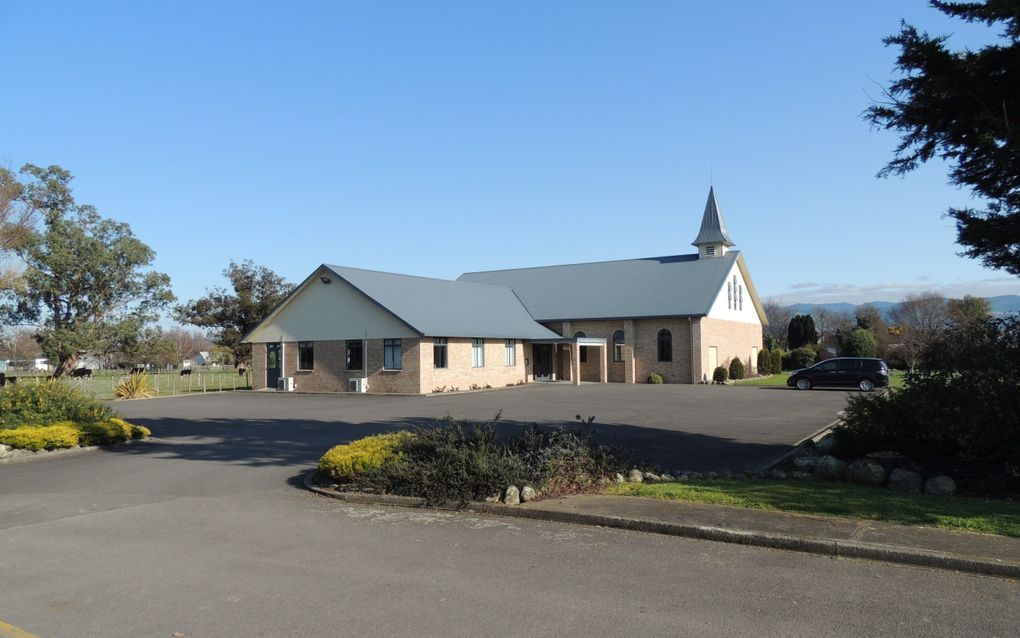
[302,470,1019,580]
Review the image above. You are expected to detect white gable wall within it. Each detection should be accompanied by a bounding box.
[244,268,418,343]
[706,261,761,325]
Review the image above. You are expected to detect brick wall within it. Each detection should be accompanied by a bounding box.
[418,338,527,392]
[697,317,763,381]
[250,338,422,394]
[633,317,695,384]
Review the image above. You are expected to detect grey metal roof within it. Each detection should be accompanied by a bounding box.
[324,265,561,340]
[458,252,739,321]
[691,186,735,247]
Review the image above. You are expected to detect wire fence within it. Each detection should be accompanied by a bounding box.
[2,369,252,401]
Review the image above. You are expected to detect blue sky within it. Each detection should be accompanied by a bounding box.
[2,0,1019,310]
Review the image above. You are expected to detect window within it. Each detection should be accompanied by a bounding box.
[814,360,837,372]
[739,284,744,311]
[345,340,364,371]
[472,338,485,367]
[657,329,672,362]
[613,330,625,363]
[433,338,448,369]
[706,245,716,257]
[727,282,732,309]
[505,339,516,366]
[574,331,588,363]
[298,341,314,370]
[384,339,402,370]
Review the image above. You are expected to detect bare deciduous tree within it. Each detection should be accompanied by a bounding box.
[889,291,949,369]
[761,298,793,349]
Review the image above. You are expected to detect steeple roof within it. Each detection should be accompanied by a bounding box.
[691,186,734,247]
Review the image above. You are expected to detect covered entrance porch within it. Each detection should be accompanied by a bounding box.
[530,337,607,385]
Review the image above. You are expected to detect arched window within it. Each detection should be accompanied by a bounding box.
[574,331,588,363]
[657,329,672,362]
[612,330,625,363]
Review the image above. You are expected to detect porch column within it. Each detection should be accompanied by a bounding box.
[572,344,581,386]
[623,320,636,384]
[599,345,608,383]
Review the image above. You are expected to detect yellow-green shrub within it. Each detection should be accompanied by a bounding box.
[319,432,411,482]
[0,424,81,451]
[130,423,151,439]
[79,419,132,445]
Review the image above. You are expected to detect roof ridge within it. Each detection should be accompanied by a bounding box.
[460,251,727,277]
[327,264,517,292]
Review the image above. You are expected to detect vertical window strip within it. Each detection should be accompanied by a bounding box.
[472,338,484,367]
[505,339,516,366]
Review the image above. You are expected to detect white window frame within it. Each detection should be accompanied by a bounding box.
[505,339,516,366]
[472,338,485,368]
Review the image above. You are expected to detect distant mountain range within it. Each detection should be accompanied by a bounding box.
[783,295,1020,319]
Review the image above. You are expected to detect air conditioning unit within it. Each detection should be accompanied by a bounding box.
[348,377,368,393]
[277,377,295,392]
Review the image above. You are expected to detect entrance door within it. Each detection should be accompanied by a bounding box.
[266,343,282,389]
[533,344,553,380]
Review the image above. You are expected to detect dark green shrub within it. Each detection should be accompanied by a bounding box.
[647,372,664,384]
[0,381,115,429]
[843,327,878,357]
[788,314,819,349]
[783,346,816,370]
[836,315,1020,494]
[756,350,770,376]
[769,349,783,374]
[728,357,745,380]
[712,366,728,384]
[512,426,624,496]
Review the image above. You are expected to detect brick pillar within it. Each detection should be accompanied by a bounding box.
[623,320,636,384]
[572,344,580,385]
[599,345,608,383]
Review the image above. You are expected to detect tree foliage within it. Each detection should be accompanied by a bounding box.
[842,327,878,358]
[174,260,292,365]
[787,314,818,350]
[1,165,174,376]
[947,294,992,326]
[866,1,1020,274]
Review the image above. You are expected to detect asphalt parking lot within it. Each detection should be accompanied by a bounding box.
[115,382,852,471]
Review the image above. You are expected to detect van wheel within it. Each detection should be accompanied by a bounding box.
[796,378,812,390]
[858,378,875,392]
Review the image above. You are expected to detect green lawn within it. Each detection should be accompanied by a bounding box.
[5,370,252,401]
[607,479,1020,537]
[733,370,906,389]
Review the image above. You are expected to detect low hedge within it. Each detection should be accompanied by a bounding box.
[647,372,664,384]
[319,432,410,482]
[0,418,152,451]
[0,380,115,428]
[0,423,81,451]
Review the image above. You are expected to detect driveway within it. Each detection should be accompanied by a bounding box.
[1,385,1017,638]
[113,382,851,471]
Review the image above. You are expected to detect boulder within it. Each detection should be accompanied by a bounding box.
[503,485,520,505]
[659,474,675,482]
[521,486,537,502]
[627,469,644,483]
[705,471,719,480]
[484,494,501,503]
[643,472,661,482]
[814,435,838,455]
[769,469,788,480]
[0,443,11,458]
[813,455,848,480]
[791,471,812,480]
[887,468,922,494]
[687,472,703,480]
[846,459,886,486]
[613,472,625,485]
[925,475,957,497]
[792,456,818,472]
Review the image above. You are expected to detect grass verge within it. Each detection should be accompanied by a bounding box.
[607,479,1020,537]
[732,371,906,389]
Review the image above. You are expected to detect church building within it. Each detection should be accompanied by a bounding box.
[244,188,766,393]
